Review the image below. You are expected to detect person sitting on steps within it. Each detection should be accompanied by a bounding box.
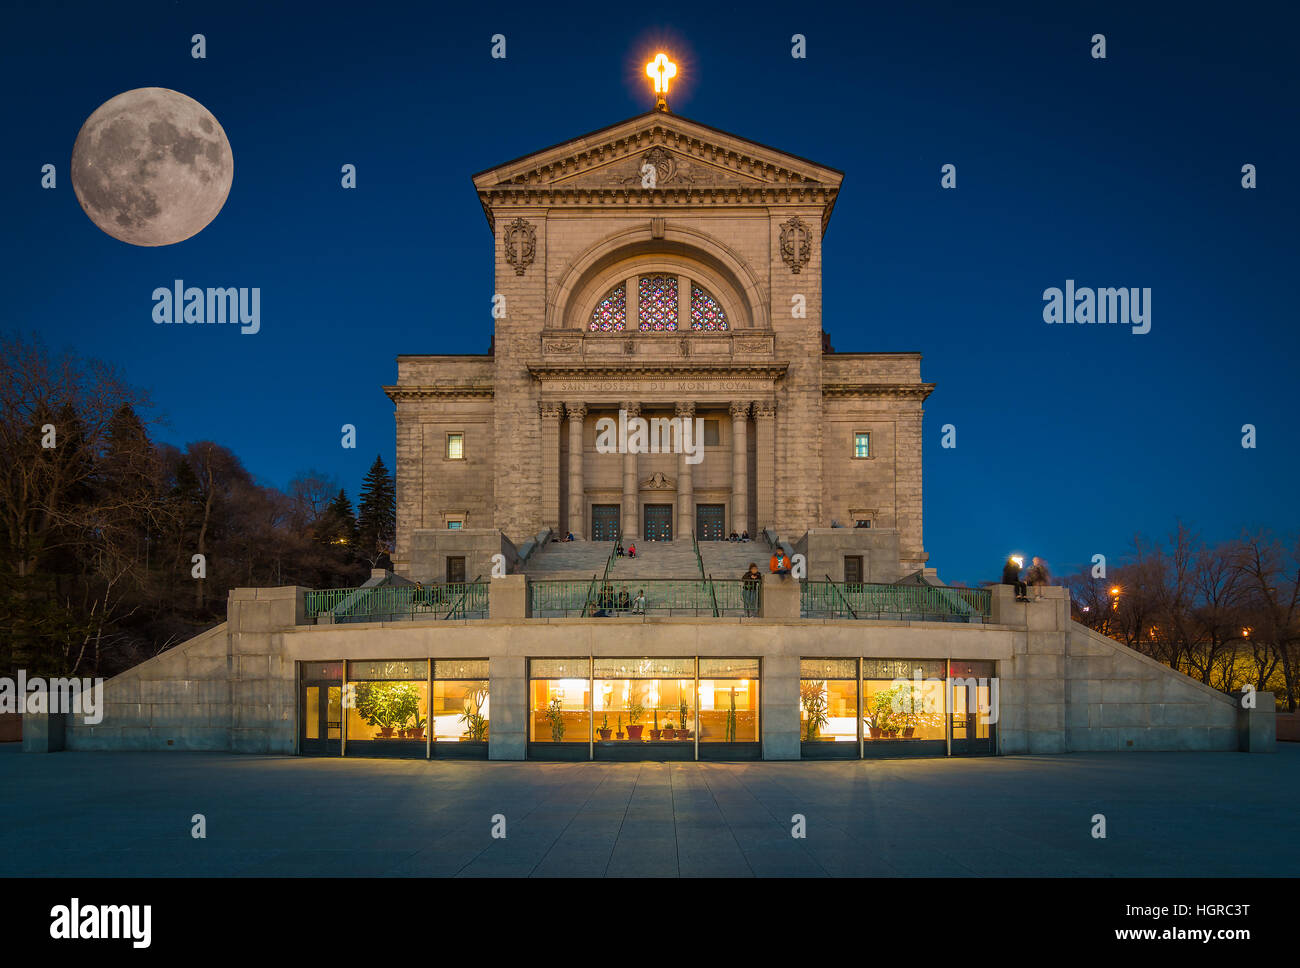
[770,548,792,578]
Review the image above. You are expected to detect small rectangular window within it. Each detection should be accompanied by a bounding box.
[844,556,863,585]
[446,556,466,584]
[447,520,463,530]
[446,433,464,460]
[704,419,720,446]
[853,432,870,459]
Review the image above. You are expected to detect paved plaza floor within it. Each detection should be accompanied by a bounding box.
[1,744,1295,877]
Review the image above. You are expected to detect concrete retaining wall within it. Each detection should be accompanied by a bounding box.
[50,581,1270,757]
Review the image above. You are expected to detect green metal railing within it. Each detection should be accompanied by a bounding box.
[304,582,489,623]
[582,528,623,615]
[531,578,756,617]
[801,581,990,622]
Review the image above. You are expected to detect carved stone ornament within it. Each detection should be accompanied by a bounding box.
[640,471,675,490]
[544,338,580,353]
[734,337,767,354]
[504,217,536,275]
[780,216,812,274]
[623,145,695,188]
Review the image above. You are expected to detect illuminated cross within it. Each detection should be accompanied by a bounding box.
[646,53,677,109]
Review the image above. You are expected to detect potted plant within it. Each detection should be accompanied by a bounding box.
[598,712,612,741]
[664,720,676,739]
[354,681,420,739]
[872,688,903,738]
[649,708,661,741]
[616,713,624,739]
[679,698,690,736]
[459,697,488,742]
[897,685,941,739]
[409,716,427,741]
[800,680,829,741]
[626,699,644,740]
[545,696,565,742]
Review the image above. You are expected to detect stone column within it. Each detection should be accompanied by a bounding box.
[566,402,586,539]
[675,401,695,540]
[677,274,691,330]
[540,403,563,535]
[621,401,640,539]
[754,401,776,534]
[730,401,750,535]
[488,656,527,760]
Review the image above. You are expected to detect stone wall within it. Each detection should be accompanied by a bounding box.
[65,587,303,753]
[803,528,903,583]
[406,528,517,584]
[52,581,1266,757]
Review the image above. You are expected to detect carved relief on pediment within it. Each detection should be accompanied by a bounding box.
[553,147,767,190]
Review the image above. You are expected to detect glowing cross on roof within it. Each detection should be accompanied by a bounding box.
[645,53,677,110]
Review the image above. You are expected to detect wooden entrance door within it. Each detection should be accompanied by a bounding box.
[696,504,725,540]
[591,504,620,541]
[643,504,673,541]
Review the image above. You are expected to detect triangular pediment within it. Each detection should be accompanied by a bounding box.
[472,111,843,193]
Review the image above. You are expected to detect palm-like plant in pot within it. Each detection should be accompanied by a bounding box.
[800,680,829,741]
[545,696,565,742]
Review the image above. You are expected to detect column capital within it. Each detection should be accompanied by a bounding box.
[729,400,751,419]
[675,401,695,418]
[566,402,587,419]
[753,400,777,418]
[539,401,565,420]
[621,401,641,418]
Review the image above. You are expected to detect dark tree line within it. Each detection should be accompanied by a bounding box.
[1066,523,1300,711]
[0,334,395,679]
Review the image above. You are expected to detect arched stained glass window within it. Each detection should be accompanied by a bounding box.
[690,284,728,331]
[638,275,678,331]
[589,284,626,331]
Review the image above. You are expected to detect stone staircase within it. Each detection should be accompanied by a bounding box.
[609,541,703,580]
[519,539,616,581]
[699,540,770,580]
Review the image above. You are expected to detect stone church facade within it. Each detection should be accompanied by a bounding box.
[33,97,1272,763]
[387,109,930,583]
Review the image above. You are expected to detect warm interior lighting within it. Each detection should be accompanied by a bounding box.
[1110,587,1121,595]
[646,53,677,94]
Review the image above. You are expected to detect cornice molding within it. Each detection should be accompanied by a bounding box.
[525,360,790,382]
[821,382,936,400]
[384,385,495,402]
[479,186,837,234]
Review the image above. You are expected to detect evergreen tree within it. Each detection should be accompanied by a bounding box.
[355,455,396,560]
[316,489,358,549]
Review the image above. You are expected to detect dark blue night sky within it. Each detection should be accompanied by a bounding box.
[1,0,1296,585]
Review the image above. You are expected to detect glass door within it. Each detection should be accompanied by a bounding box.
[300,681,342,756]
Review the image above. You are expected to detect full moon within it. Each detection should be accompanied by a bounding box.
[70,87,233,246]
